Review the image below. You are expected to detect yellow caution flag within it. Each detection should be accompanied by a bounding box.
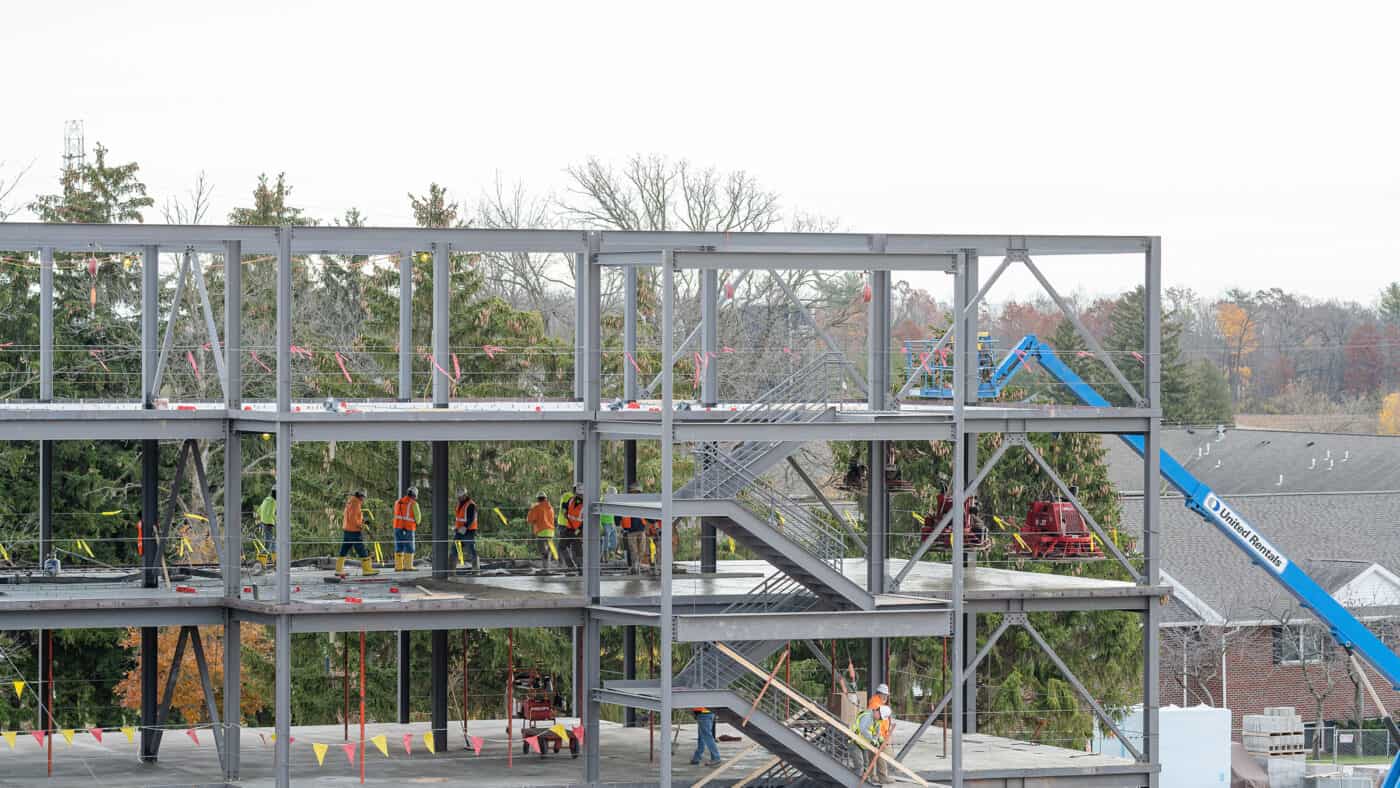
[1012,533,1030,552]
[101,510,121,516]
[649,539,656,563]
[1,731,14,750]
[373,542,383,564]
[182,536,194,556]
[993,516,1012,531]
[81,539,95,558]
[60,729,74,745]
[121,726,135,743]
[547,540,558,561]
[371,734,388,757]
[423,731,436,754]
[549,723,567,740]
[493,507,508,526]
[0,544,9,562]
[184,512,208,522]
[12,680,24,699]
[312,741,328,766]
[726,536,736,555]
[844,511,860,528]
[455,540,464,565]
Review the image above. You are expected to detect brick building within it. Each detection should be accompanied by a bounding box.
[1110,427,1400,733]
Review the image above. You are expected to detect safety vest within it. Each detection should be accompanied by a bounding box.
[528,502,555,536]
[565,497,584,531]
[693,707,711,714]
[343,496,363,532]
[852,710,881,745]
[258,496,276,525]
[557,492,572,527]
[621,515,644,534]
[455,500,477,532]
[393,496,418,531]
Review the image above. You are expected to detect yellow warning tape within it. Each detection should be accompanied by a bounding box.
[182,536,193,556]
[100,510,121,516]
[82,539,95,558]
[993,516,1012,531]
[373,542,384,563]
[455,540,464,565]
[1012,533,1030,551]
[548,540,559,561]
[0,544,10,562]
[493,507,508,526]
[184,512,208,522]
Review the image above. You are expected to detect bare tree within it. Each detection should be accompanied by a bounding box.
[0,159,34,221]
[1161,621,1240,707]
[1261,602,1349,757]
[161,171,214,224]
[473,176,574,334]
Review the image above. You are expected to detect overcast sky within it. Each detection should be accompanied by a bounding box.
[3,1,1397,304]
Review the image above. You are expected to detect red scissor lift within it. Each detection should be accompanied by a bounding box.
[1009,500,1102,559]
[920,494,991,551]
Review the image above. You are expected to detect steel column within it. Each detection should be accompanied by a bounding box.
[275,228,292,413]
[142,245,159,405]
[274,614,291,788]
[139,244,159,762]
[623,626,638,727]
[1142,238,1163,786]
[39,247,53,400]
[623,264,638,493]
[224,241,241,409]
[274,423,291,603]
[659,252,675,786]
[397,246,413,724]
[867,268,890,688]
[958,251,979,739]
[949,251,969,788]
[582,238,603,782]
[699,267,719,572]
[430,243,450,752]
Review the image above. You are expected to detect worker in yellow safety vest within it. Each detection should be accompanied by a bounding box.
[392,487,421,571]
[559,485,584,572]
[526,493,556,571]
[336,490,378,577]
[256,489,277,568]
[850,704,893,784]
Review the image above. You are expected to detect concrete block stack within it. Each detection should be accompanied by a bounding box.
[1242,706,1306,757]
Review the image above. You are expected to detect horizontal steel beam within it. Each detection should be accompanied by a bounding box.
[0,223,1153,258]
[250,419,586,443]
[672,418,955,442]
[604,250,957,272]
[588,605,661,627]
[0,416,227,441]
[0,603,225,631]
[673,608,951,642]
[964,586,1171,614]
[232,604,584,633]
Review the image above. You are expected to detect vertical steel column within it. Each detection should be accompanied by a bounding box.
[623,627,637,727]
[139,245,160,761]
[699,267,719,572]
[949,251,969,788]
[223,240,243,779]
[274,613,291,788]
[580,239,604,782]
[275,228,292,414]
[397,247,413,724]
[38,245,53,751]
[959,252,979,735]
[623,266,639,490]
[39,246,53,401]
[867,267,890,687]
[430,242,451,752]
[1142,238,1163,787]
[658,253,675,787]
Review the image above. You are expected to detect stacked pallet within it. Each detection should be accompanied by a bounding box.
[1242,706,1306,757]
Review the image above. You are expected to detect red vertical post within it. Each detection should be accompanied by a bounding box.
[46,630,53,776]
[344,633,350,741]
[359,631,366,785]
[785,642,792,720]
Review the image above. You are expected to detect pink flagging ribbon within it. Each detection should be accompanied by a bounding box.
[186,351,201,381]
[483,344,505,360]
[623,351,642,373]
[334,352,353,383]
[250,351,273,373]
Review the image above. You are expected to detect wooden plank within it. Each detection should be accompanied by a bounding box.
[714,641,929,787]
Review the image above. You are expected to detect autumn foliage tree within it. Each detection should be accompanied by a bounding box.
[1215,297,1259,403]
[1381,393,1400,435]
[116,626,273,725]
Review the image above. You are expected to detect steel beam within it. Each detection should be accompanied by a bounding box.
[275,228,292,413]
[1143,237,1163,786]
[151,251,190,401]
[224,241,242,410]
[582,236,603,783]
[658,252,675,787]
[949,250,969,788]
[868,266,890,691]
[397,246,413,726]
[274,614,291,788]
[189,251,227,396]
[623,625,638,727]
[1022,617,1143,761]
[142,245,159,405]
[673,609,950,642]
[39,247,52,401]
[274,423,291,604]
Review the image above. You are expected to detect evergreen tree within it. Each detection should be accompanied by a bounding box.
[1381,282,1400,324]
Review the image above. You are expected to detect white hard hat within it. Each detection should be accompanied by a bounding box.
[876,683,889,695]
[878,705,892,719]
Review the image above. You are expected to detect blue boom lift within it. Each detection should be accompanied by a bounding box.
[910,334,1400,784]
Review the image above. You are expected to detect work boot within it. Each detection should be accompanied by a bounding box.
[392,553,402,571]
[334,557,347,577]
[402,553,414,571]
[360,558,378,577]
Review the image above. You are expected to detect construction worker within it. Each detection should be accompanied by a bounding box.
[689,706,721,766]
[560,485,584,571]
[868,682,890,713]
[622,484,646,575]
[336,490,378,577]
[256,488,277,567]
[851,703,892,784]
[643,514,662,575]
[392,487,421,571]
[600,486,619,559]
[526,493,556,571]
[454,490,479,571]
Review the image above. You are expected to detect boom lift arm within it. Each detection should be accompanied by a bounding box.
[981,335,1400,785]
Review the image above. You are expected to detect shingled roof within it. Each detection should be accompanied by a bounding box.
[1120,491,1400,626]
[1103,428,1400,496]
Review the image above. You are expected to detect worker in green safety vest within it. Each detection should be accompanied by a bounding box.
[257,489,278,568]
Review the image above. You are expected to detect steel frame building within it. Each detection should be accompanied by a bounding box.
[0,223,1164,787]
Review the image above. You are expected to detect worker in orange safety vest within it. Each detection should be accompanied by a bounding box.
[559,485,584,572]
[526,493,556,571]
[392,487,421,571]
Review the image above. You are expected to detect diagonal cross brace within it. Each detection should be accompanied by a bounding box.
[150,251,192,401]
[896,615,1019,761]
[1021,617,1144,761]
[642,270,751,397]
[188,250,227,398]
[186,626,226,769]
[1020,254,1145,406]
[769,270,870,398]
[1019,438,1143,583]
[891,439,1011,589]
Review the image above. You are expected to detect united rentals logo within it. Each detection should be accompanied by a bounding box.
[1204,493,1288,574]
